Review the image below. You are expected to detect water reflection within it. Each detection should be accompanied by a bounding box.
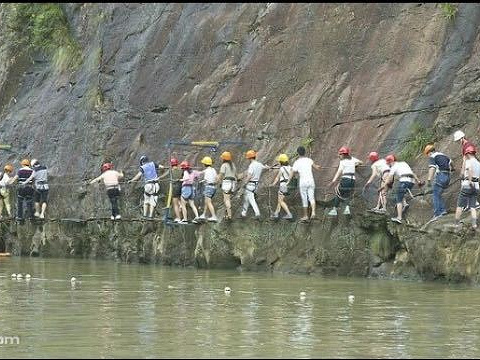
[1,258,480,358]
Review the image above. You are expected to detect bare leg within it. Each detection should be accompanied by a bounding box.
[396,203,403,220]
[206,197,216,218]
[223,193,232,218]
[40,203,47,218]
[173,198,181,219]
[279,194,291,216]
[188,200,199,218]
[181,198,188,220]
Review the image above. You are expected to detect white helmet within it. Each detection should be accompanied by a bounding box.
[31,159,38,166]
[453,130,465,142]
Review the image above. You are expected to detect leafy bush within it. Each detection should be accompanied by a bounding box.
[399,123,436,161]
[4,3,82,72]
[439,3,458,21]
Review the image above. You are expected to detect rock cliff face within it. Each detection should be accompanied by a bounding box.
[1,3,480,282]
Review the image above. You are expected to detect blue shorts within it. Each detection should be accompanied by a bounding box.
[181,185,195,200]
[204,185,216,199]
[395,181,414,203]
[457,186,478,208]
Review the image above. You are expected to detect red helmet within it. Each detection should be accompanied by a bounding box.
[368,151,379,162]
[170,158,179,166]
[180,160,190,170]
[338,146,350,155]
[101,162,113,172]
[385,154,396,164]
[465,145,477,155]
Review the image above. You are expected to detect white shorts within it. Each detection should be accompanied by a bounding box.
[221,179,236,194]
[144,183,160,206]
[299,183,315,208]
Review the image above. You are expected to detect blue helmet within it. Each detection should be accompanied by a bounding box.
[140,155,149,165]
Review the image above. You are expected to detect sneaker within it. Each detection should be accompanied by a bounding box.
[198,214,206,220]
[34,212,40,217]
[343,206,351,216]
[328,208,338,216]
[39,213,45,219]
[391,217,402,224]
[173,218,181,223]
[462,206,470,213]
[110,216,115,220]
[374,208,386,214]
[115,215,121,220]
[282,214,293,220]
[270,213,279,220]
[180,219,189,224]
[368,207,380,213]
[440,211,448,216]
[192,218,199,224]
[207,216,218,223]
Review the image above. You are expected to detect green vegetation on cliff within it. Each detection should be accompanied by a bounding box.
[3,3,82,72]
[399,123,436,161]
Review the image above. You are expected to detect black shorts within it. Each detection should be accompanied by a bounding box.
[172,183,182,198]
[18,185,34,199]
[457,187,478,208]
[34,189,49,203]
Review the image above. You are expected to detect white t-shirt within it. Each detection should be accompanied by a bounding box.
[338,157,362,179]
[279,165,292,182]
[390,162,414,183]
[247,160,266,182]
[292,157,315,186]
[371,159,390,177]
[0,173,11,187]
[462,157,480,189]
[203,167,217,184]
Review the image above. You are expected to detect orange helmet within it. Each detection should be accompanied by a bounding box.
[3,164,13,173]
[21,159,30,167]
[464,145,477,155]
[338,146,350,155]
[245,150,256,159]
[423,144,435,156]
[170,158,179,166]
[180,160,190,170]
[368,152,379,162]
[101,162,114,172]
[385,154,396,164]
[221,151,232,161]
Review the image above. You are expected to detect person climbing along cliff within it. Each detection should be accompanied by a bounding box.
[363,151,390,214]
[270,154,293,220]
[89,162,124,220]
[166,158,183,223]
[381,155,424,224]
[288,146,321,222]
[453,130,480,211]
[424,144,453,222]
[128,155,164,219]
[21,159,49,219]
[9,159,35,221]
[454,145,480,230]
[217,151,237,221]
[239,150,269,220]
[0,164,14,219]
[328,147,362,216]
[198,156,218,222]
[179,160,201,224]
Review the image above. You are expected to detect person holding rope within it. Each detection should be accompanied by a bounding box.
[128,155,164,219]
[454,145,480,230]
[179,160,201,224]
[217,151,237,221]
[0,164,15,219]
[288,146,321,222]
[380,154,424,224]
[10,159,35,221]
[270,153,293,221]
[166,158,184,223]
[363,151,390,214]
[423,144,453,222]
[21,159,49,219]
[198,156,218,222]
[240,150,269,220]
[89,162,124,220]
[328,147,362,216]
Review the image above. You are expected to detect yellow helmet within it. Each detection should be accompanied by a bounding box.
[4,164,13,173]
[21,159,30,167]
[201,156,213,166]
[423,144,435,156]
[221,151,232,161]
[277,154,289,163]
[245,150,257,159]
